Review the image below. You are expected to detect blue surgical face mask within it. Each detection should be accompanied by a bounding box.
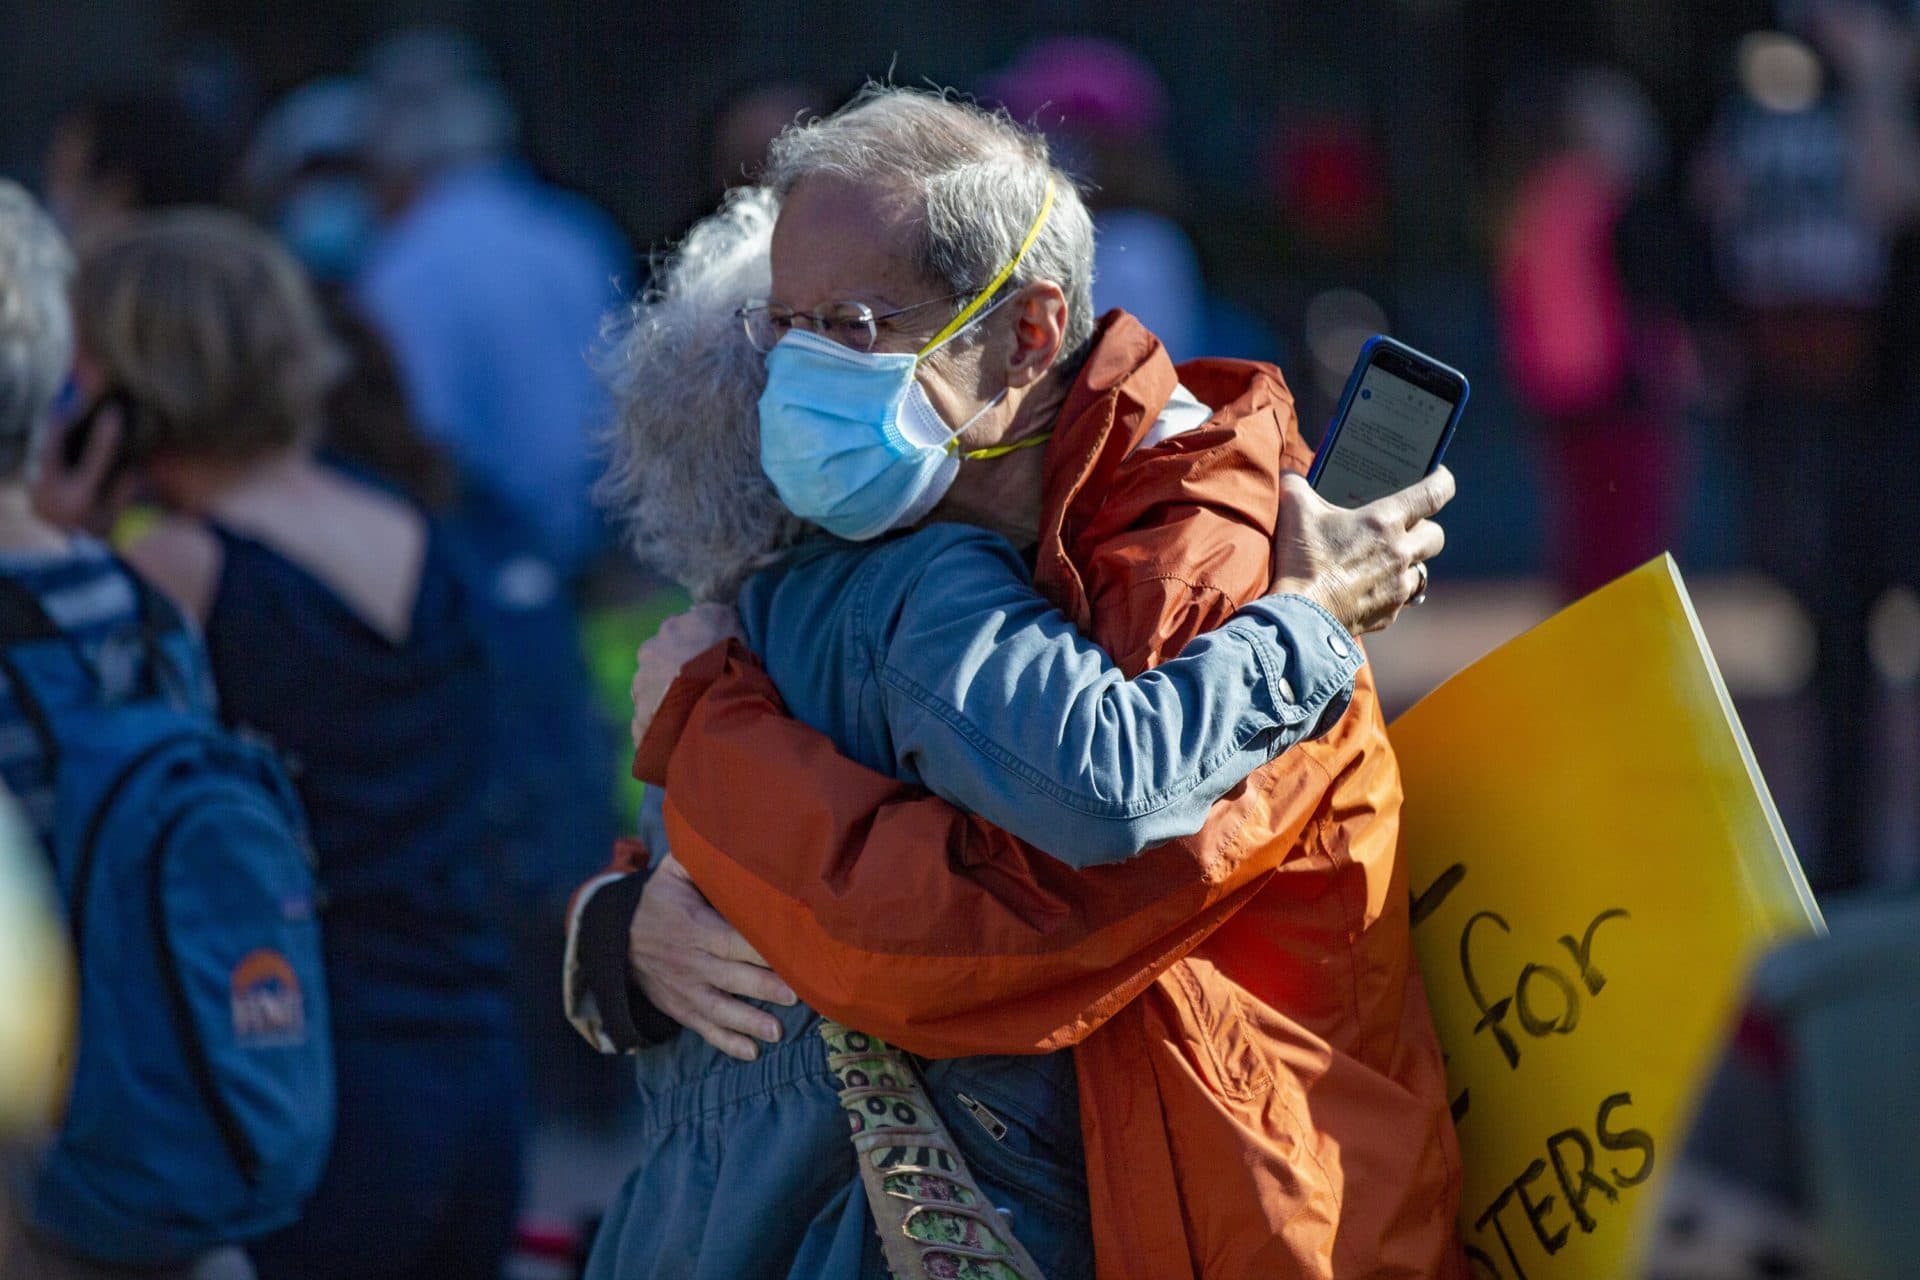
[756,325,1029,540]
[756,182,1059,541]
[278,177,378,284]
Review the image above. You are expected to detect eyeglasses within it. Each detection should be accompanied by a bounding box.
[736,291,976,354]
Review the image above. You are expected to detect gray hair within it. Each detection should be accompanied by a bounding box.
[595,185,807,602]
[763,85,1098,365]
[0,182,74,483]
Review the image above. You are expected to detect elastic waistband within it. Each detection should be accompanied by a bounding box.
[632,1008,831,1129]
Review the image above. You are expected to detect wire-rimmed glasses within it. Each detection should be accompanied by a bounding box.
[736,291,974,353]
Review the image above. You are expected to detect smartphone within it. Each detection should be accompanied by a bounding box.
[60,389,159,484]
[1306,335,1468,509]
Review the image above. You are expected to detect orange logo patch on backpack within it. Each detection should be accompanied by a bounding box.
[230,949,306,1047]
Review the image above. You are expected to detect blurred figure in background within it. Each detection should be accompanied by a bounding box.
[354,27,630,578]
[60,210,523,1279]
[983,37,1212,362]
[1695,1,1920,888]
[2,183,316,1280]
[324,274,624,1126]
[0,178,168,1279]
[242,78,379,291]
[248,67,625,1124]
[1644,895,1920,1280]
[1497,67,1701,599]
[41,86,232,244]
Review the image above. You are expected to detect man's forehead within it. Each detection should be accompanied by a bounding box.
[770,174,926,306]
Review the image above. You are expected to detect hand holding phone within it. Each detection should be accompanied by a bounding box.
[34,393,139,536]
[1307,335,1468,509]
[1271,468,1453,635]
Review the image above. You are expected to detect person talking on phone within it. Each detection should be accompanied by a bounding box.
[573,87,1462,1279]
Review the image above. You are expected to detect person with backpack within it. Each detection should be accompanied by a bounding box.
[0,184,328,1278]
[48,208,519,1280]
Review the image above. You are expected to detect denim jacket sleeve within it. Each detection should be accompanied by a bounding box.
[867,528,1362,867]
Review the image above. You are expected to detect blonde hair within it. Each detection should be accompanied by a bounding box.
[72,208,341,462]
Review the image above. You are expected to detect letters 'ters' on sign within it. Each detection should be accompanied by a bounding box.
[1389,557,1822,1280]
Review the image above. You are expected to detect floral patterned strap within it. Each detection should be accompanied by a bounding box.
[819,1018,1048,1280]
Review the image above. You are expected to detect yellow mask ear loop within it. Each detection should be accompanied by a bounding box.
[915,180,1059,360]
[957,431,1051,461]
[921,181,1061,460]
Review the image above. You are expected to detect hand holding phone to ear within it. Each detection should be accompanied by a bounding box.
[32,398,130,536]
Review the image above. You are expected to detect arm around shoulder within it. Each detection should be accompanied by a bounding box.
[874,532,1362,866]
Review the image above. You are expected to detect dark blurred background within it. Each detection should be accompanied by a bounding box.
[5,1,1916,1260]
[0,0,1802,575]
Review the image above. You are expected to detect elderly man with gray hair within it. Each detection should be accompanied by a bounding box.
[577,89,1463,1279]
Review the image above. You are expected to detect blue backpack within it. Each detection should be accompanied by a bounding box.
[0,572,333,1265]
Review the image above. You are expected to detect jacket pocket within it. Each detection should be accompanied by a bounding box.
[931,1070,1096,1280]
[921,1057,1089,1223]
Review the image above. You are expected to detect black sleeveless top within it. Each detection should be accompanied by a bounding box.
[202,513,511,1037]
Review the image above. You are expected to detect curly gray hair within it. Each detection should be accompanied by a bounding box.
[762,85,1098,365]
[0,181,74,483]
[596,185,808,602]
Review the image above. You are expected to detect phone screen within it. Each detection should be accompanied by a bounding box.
[1313,362,1458,508]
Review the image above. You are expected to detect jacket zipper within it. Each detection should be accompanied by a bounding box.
[954,1091,1009,1142]
[148,804,263,1187]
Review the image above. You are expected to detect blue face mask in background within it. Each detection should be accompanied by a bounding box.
[278,177,378,285]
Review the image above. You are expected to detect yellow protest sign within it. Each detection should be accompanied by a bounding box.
[1391,556,1822,1279]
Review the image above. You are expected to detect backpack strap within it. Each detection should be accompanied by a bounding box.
[130,570,186,641]
[119,564,206,715]
[818,1019,1046,1280]
[0,565,204,773]
[0,574,77,770]
[0,560,186,655]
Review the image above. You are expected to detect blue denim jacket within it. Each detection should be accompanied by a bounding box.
[587,523,1360,1280]
[737,524,1360,865]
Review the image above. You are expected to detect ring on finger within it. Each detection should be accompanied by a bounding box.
[1409,560,1430,606]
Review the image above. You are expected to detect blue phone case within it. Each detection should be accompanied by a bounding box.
[1306,334,1469,494]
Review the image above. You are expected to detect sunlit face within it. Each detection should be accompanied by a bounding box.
[768,175,999,431]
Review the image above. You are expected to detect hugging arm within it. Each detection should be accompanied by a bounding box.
[640,639,1315,1057]
[627,439,1342,1059]
[872,529,1360,866]
[582,379,1415,1059]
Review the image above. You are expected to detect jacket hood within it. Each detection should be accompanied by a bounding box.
[1037,310,1307,633]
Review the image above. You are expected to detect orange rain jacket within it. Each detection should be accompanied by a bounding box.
[627,314,1464,1278]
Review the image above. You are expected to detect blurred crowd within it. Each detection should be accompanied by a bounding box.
[1494,1,1920,891]
[0,5,1914,1279]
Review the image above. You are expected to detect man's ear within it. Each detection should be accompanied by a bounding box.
[1003,281,1068,389]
